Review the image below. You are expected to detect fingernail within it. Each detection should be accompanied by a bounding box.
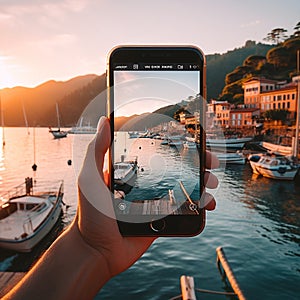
[97,116,107,132]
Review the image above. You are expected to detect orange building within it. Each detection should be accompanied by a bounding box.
[243,76,299,120]
[230,108,260,128]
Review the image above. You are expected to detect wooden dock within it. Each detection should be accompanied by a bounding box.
[118,182,201,215]
[0,272,25,297]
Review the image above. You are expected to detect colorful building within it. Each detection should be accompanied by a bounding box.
[243,76,299,119]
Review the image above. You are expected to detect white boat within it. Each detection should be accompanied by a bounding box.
[49,103,68,139]
[215,151,246,164]
[128,131,140,139]
[249,154,298,180]
[0,178,64,252]
[114,158,138,186]
[68,117,96,134]
[183,141,197,149]
[168,136,183,147]
[261,141,292,156]
[207,137,253,150]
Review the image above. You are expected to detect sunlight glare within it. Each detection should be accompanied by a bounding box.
[0,56,17,89]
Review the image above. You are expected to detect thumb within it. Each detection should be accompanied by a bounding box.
[94,116,111,176]
[77,116,114,218]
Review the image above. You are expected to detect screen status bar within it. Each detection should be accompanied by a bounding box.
[113,63,200,71]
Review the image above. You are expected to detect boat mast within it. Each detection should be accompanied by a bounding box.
[0,93,5,147]
[56,103,61,130]
[294,50,300,160]
[22,101,30,135]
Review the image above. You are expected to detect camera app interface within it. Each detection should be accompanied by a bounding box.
[112,63,202,217]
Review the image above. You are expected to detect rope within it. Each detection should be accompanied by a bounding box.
[168,295,182,300]
[195,288,237,296]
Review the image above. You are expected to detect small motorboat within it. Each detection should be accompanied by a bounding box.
[183,141,197,149]
[215,151,246,164]
[114,158,138,186]
[207,137,253,150]
[249,154,299,180]
[0,178,64,252]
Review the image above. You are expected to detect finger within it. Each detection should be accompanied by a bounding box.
[203,192,216,211]
[204,171,218,189]
[95,117,111,176]
[77,116,115,218]
[205,151,219,169]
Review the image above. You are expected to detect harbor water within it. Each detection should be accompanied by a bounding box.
[0,128,299,300]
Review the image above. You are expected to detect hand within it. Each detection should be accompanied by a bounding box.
[4,116,219,300]
[74,116,219,279]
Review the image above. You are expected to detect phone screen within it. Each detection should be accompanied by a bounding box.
[108,47,205,234]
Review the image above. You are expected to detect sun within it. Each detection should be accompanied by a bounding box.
[0,56,18,89]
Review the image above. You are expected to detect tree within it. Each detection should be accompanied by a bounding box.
[266,46,290,69]
[264,109,289,122]
[243,55,267,70]
[264,28,288,44]
[293,21,300,38]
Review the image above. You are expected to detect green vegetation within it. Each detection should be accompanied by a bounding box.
[206,41,272,100]
[218,21,300,105]
[264,109,290,122]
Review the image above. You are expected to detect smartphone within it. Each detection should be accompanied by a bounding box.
[106,45,206,236]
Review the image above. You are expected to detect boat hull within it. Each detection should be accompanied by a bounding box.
[0,194,63,252]
[216,152,246,164]
[249,158,298,180]
[207,137,252,150]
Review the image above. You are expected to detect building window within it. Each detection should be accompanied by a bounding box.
[287,102,290,109]
[273,95,276,101]
[278,103,281,109]
[283,95,286,100]
[283,102,285,109]
[273,103,276,109]
[287,94,290,100]
[278,95,282,100]
[292,93,295,100]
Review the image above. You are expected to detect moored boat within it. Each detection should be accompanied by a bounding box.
[207,137,253,150]
[183,141,197,149]
[49,103,68,139]
[0,178,64,252]
[49,128,68,139]
[249,154,298,180]
[215,151,246,164]
[114,157,138,190]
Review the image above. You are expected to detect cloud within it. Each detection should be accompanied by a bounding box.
[241,20,261,28]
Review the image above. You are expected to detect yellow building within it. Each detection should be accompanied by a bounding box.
[243,77,299,119]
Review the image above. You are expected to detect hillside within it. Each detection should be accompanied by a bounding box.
[0,40,281,127]
[0,74,102,127]
[114,104,182,131]
[206,40,273,100]
[219,37,300,104]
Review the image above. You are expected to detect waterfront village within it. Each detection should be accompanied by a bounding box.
[167,74,300,150]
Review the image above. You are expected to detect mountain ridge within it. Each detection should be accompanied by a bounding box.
[0,41,279,127]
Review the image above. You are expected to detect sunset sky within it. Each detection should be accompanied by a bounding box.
[0,0,299,89]
[114,70,199,116]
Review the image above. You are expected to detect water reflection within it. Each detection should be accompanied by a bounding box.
[223,164,300,251]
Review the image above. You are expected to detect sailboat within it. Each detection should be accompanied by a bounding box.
[49,103,67,139]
